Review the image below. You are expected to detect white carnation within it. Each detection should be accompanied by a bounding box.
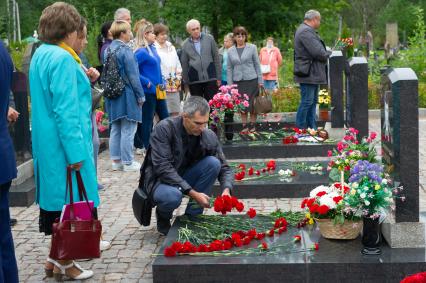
[319,195,337,209]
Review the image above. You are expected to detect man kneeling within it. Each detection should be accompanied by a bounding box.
[139,96,233,235]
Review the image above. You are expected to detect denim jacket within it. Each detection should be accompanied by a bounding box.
[104,40,145,123]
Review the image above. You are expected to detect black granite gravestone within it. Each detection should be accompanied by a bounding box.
[381,68,419,223]
[152,216,426,283]
[10,71,32,165]
[346,57,369,139]
[329,51,344,128]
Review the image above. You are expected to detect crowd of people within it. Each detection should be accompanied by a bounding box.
[0,1,328,281]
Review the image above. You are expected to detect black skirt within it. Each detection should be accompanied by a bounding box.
[39,208,98,235]
[235,78,259,113]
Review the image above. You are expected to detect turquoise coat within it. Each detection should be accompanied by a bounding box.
[29,44,100,211]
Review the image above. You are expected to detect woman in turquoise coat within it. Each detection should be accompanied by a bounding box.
[29,2,98,280]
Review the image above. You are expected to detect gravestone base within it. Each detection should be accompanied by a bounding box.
[10,159,36,207]
[382,221,425,248]
[9,177,35,207]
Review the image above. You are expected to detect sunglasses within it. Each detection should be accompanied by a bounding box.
[235,33,246,36]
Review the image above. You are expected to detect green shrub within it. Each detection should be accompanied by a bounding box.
[272,86,300,112]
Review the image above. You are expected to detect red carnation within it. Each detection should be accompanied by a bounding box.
[171,241,183,252]
[256,232,266,240]
[311,243,319,250]
[255,170,260,176]
[293,235,301,242]
[247,208,257,218]
[333,196,343,204]
[278,226,287,234]
[235,202,245,212]
[231,196,239,206]
[267,229,275,237]
[164,247,177,257]
[317,205,330,215]
[261,242,268,250]
[306,198,315,207]
[266,160,276,170]
[248,167,254,176]
[223,239,233,250]
[238,164,246,170]
[316,191,326,197]
[243,237,252,245]
[309,204,319,213]
[197,244,209,252]
[301,198,308,208]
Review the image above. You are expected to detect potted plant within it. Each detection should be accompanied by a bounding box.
[344,160,403,255]
[318,89,330,121]
[301,183,362,240]
[209,85,249,141]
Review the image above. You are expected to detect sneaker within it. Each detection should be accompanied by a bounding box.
[123,161,141,172]
[135,148,146,155]
[156,209,171,236]
[111,162,123,171]
[100,240,111,251]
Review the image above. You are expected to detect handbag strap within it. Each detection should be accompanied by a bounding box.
[66,167,76,220]
[75,170,96,218]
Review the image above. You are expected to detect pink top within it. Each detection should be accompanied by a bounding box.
[259,47,282,80]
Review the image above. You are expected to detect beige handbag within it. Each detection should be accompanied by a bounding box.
[254,87,272,114]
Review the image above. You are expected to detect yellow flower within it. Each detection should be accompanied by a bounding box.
[350,189,356,195]
[309,218,314,225]
[375,184,381,190]
[318,97,324,104]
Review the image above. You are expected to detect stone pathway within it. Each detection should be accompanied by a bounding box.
[11,117,426,282]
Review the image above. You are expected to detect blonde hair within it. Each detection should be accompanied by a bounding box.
[110,20,131,39]
[134,20,154,49]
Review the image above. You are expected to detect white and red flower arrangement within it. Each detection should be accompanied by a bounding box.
[301,183,354,224]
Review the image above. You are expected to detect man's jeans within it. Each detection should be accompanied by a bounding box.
[296,83,319,129]
[153,156,221,220]
[134,94,169,150]
[0,182,19,283]
[109,118,138,165]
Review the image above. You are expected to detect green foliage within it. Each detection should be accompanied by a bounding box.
[8,41,28,70]
[392,7,426,81]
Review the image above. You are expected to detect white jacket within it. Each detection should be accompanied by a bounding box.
[155,41,182,92]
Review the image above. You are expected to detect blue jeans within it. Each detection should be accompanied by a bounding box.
[134,94,169,149]
[264,80,278,91]
[153,156,221,219]
[0,182,19,283]
[109,118,138,165]
[296,83,319,129]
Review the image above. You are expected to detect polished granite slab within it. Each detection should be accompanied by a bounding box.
[212,161,329,198]
[153,216,426,283]
[222,140,336,159]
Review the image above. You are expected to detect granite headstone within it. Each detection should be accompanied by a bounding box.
[328,51,344,128]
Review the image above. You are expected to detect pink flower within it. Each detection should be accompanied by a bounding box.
[327,150,332,157]
[219,85,228,94]
[243,101,249,107]
[95,111,104,123]
[370,132,377,140]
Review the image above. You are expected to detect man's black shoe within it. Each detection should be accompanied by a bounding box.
[10,218,17,227]
[156,209,171,236]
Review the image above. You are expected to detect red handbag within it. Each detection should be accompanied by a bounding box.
[49,167,102,260]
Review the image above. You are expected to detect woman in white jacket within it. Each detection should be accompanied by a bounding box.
[154,23,182,116]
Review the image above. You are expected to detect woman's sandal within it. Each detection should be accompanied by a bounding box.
[44,257,56,277]
[52,260,94,282]
[249,122,257,133]
[240,124,249,135]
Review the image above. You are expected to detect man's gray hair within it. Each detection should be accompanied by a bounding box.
[186,19,200,31]
[183,96,210,117]
[114,8,131,20]
[304,10,320,20]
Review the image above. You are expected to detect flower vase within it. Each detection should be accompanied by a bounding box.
[361,216,381,255]
[319,108,329,121]
[223,112,234,141]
